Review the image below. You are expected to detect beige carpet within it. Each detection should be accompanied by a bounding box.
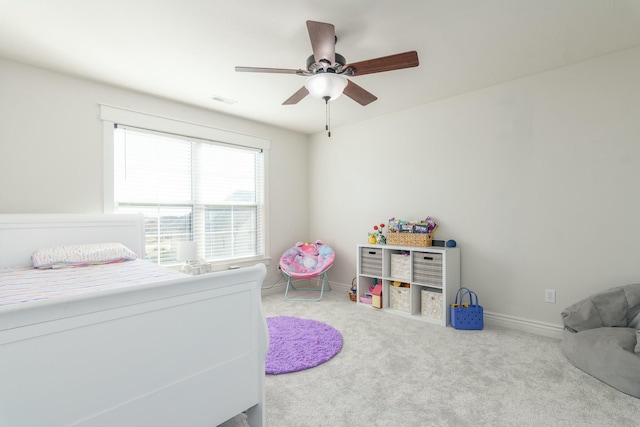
[221,285,640,426]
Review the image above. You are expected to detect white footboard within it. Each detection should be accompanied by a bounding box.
[0,264,267,427]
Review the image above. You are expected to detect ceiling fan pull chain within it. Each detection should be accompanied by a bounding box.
[324,96,331,137]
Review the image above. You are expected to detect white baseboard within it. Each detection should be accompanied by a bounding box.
[261,279,350,297]
[484,311,563,340]
[261,282,286,296]
[261,280,564,340]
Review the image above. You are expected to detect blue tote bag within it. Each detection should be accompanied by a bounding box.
[450,287,483,330]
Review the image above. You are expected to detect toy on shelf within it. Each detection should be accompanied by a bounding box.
[391,281,410,288]
[368,222,387,244]
[372,282,383,308]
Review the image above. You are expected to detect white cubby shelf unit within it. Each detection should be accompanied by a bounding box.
[356,244,461,326]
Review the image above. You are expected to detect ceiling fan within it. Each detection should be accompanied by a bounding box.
[235,20,419,108]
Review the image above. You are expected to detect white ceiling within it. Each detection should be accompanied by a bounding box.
[1,1,639,135]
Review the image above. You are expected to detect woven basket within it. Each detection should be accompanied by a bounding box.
[348,277,358,302]
[387,232,432,247]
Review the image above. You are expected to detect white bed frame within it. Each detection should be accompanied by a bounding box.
[0,214,267,427]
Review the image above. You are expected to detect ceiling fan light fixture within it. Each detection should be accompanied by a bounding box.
[304,73,348,101]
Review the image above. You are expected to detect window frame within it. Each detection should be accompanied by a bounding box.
[100,104,271,271]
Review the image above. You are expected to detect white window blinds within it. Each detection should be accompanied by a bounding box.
[114,125,264,265]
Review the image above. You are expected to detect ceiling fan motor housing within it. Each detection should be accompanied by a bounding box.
[306,53,346,74]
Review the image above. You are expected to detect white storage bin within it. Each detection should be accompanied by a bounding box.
[390,253,410,280]
[421,289,443,320]
[389,286,410,313]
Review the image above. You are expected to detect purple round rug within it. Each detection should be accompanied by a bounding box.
[265,316,343,375]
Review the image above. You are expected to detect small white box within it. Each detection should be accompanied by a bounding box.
[390,254,410,281]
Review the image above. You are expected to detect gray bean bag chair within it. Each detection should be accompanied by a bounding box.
[561,283,640,398]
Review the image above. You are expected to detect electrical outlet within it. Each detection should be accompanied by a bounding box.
[545,289,556,303]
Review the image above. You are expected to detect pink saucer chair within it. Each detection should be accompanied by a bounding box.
[279,241,336,302]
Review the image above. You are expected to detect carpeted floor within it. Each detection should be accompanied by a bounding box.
[221,285,640,426]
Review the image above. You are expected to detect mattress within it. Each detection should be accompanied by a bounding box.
[0,259,188,307]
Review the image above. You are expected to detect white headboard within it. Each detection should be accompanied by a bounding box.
[0,214,145,268]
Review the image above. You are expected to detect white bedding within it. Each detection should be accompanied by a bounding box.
[0,214,267,426]
[0,259,188,307]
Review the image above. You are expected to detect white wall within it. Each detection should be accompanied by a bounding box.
[3,45,640,329]
[0,58,309,287]
[309,46,640,327]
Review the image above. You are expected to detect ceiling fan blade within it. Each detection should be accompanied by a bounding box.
[235,66,307,75]
[282,86,309,105]
[345,51,419,76]
[343,80,377,106]
[306,20,335,64]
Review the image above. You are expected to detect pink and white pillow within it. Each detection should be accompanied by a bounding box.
[32,242,137,269]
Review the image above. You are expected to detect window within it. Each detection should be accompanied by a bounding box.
[101,105,269,268]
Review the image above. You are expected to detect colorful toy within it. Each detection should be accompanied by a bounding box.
[369,223,386,244]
